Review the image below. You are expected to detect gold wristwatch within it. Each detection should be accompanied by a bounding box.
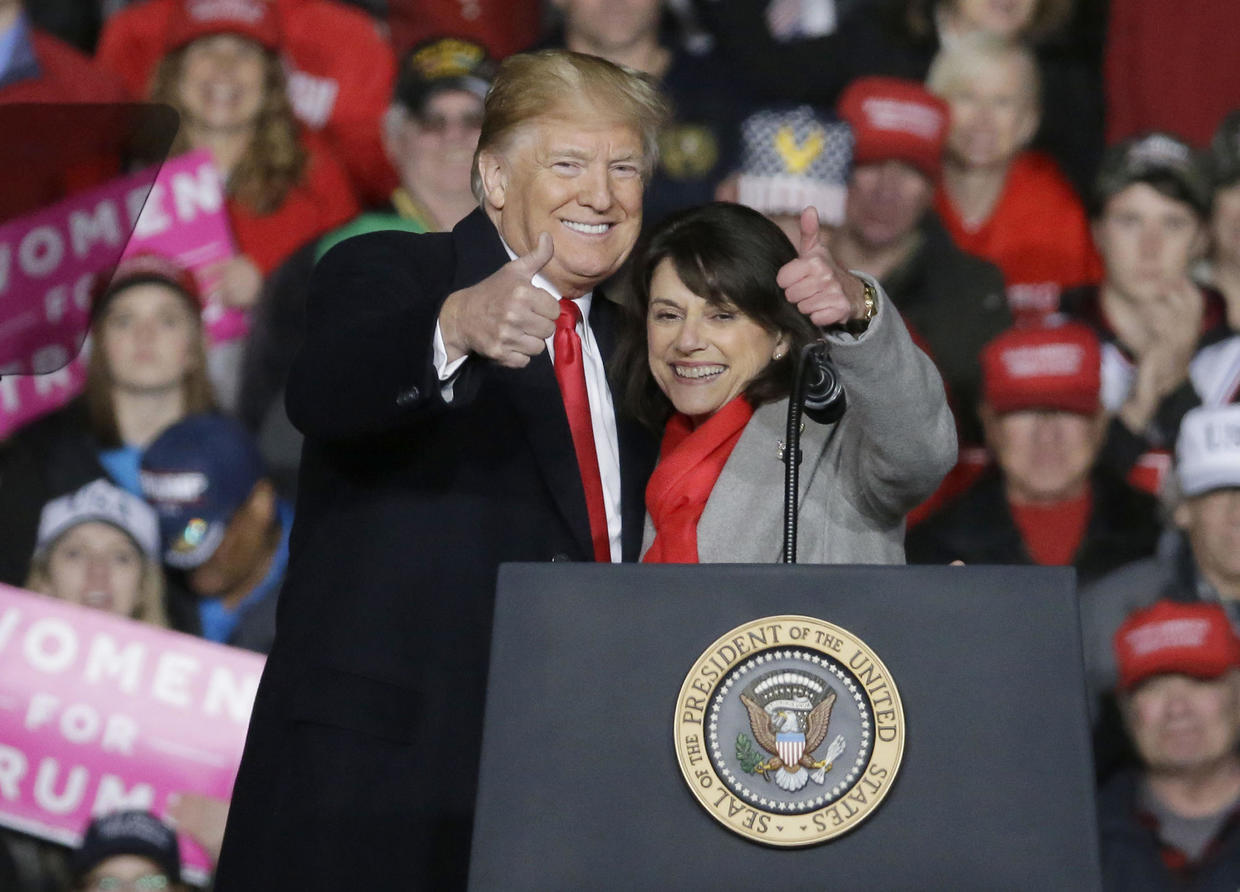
[845,278,878,335]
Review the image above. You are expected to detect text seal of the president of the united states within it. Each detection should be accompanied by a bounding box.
[674,614,904,846]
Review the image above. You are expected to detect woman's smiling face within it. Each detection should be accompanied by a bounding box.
[646,258,784,425]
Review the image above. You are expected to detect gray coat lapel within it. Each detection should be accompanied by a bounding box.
[696,399,831,563]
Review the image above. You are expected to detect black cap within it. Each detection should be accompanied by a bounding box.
[394,36,494,117]
[1093,131,1212,218]
[70,810,181,883]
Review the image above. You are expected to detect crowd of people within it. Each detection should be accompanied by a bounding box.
[1,0,1239,889]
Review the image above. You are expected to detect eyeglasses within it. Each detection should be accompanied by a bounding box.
[85,873,170,891]
[415,112,484,135]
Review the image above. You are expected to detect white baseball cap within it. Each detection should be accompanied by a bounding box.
[36,479,161,561]
[1176,405,1240,497]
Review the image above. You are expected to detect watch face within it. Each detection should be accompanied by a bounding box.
[862,281,877,320]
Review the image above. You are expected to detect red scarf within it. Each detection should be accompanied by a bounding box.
[642,396,755,563]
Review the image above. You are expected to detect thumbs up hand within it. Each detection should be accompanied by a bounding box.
[776,207,869,329]
[439,232,562,367]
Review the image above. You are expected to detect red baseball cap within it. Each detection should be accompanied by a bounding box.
[92,252,204,319]
[981,321,1101,415]
[1114,600,1240,691]
[165,0,281,52]
[837,76,949,181]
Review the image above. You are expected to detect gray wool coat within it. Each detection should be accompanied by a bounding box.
[642,280,958,564]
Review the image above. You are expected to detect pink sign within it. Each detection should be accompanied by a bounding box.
[0,583,265,884]
[0,355,87,440]
[122,151,245,344]
[0,150,240,439]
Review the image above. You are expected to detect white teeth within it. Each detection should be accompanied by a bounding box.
[562,221,610,234]
[673,365,724,379]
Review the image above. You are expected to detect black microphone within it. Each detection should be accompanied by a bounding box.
[781,342,848,562]
[801,342,846,425]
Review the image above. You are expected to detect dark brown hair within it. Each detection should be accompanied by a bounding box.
[613,202,819,431]
[87,277,215,448]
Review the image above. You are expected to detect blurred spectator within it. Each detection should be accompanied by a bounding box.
[26,478,169,627]
[140,414,291,654]
[694,0,1104,197]
[1098,601,1240,890]
[146,0,358,288]
[0,255,214,590]
[386,0,541,59]
[730,103,852,247]
[928,34,1100,320]
[1204,111,1240,330]
[906,322,1159,582]
[97,0,396,204]
[543,0,752,226]
[69,810,188,892]
[1105,0,1240,149]
[0,0,127,102]
[235,36,494,494]
[833,75,1008,446]
[1082,406,1240,706]
[1062,132,1238,483]
[1081,406,1240,778]
[347,36,491,240]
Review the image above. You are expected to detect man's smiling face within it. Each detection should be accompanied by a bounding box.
[480,115,645,297]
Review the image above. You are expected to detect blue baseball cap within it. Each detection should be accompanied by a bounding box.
[139,414,265,569]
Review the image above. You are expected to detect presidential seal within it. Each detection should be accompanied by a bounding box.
[674,615,904,846]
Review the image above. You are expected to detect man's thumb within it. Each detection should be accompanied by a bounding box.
[514,232,554,278]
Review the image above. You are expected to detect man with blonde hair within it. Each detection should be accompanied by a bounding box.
[215,50,670,887]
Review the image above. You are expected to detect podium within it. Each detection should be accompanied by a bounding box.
[469,564,1102,891]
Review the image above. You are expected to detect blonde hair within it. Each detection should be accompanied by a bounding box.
[926,33,1042,110]
[470,50,669,203]
[87,280,216,449]
[149,44,308,215]
[26,540,171,629]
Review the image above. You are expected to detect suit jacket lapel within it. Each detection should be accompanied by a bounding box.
[451,211,594,558]
[450,213,655,561]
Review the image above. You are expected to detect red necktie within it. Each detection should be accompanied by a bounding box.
[553,299,611,563]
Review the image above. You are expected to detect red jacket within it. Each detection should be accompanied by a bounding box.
[96,0,396,203]
[2,28,130,103]
[228,135,359,274]
[0,28,133,220]
[935,152,1102,322]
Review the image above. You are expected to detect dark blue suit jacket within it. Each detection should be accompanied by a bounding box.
[215,209,656,888]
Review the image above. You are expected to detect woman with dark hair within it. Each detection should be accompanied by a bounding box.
[616,202,955,563]
[0,255,214,595]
